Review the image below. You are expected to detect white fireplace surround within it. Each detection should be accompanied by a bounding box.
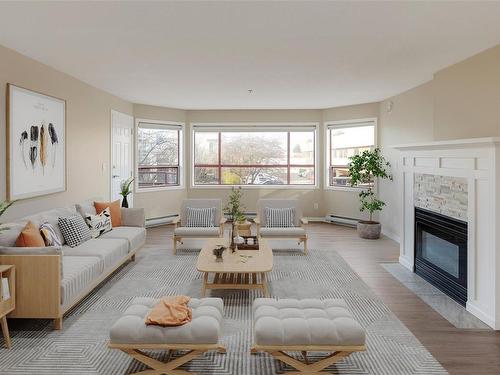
[393,137,500,329]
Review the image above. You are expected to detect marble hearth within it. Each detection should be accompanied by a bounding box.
[394,138,500,329]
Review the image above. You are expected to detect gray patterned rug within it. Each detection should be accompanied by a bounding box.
[0,241,447,374]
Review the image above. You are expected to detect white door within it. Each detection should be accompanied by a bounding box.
[111,110,134,206]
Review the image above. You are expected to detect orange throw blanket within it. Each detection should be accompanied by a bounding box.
[145,296,192,327]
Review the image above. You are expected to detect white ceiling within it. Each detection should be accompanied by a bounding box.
[1,1,500,110]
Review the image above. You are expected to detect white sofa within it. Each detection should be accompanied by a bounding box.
[0,201,146,329]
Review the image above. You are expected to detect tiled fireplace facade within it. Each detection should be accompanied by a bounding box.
[414,174,468,221]
[395,138,500,329]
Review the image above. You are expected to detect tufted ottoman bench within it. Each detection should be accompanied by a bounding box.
[109,297,226,374]
[251,298,366,374]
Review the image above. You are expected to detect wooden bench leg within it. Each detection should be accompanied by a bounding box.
[267,350,353,374]
[122,348,205,374]
[54,317,63,330]
[1,316,11,349]
[173,236,178,255]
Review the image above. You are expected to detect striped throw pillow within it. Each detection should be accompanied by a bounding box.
[186,207,216,227]
[40,222,63,247]
[58,215,92,248]
[265,207,295,228]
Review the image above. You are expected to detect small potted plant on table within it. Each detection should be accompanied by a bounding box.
[225,187,250,240]
[348,148,392,239]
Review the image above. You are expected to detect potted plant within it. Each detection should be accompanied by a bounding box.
[225,187,251,236]
[0,201,15,232]
[120,177,134,208]
[348,148,392,239]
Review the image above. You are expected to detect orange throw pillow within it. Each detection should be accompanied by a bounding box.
[16,221,46,247]
[94,200,122,227]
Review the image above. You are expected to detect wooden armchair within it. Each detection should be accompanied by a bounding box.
[255,199,308,254]
[172,199,226,254]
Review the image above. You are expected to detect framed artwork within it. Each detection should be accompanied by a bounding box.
[6,84,66,200]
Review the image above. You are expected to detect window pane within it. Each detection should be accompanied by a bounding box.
[331,167,351,187]
[221,167,287,185]
[138,127,178,166]
[290,132,314,165]
[290,167,314,185]
[194,132,218,165]
[220,132,287,165]
[330,125,374,166]
[194,167,219,185]
[138,166,178,188]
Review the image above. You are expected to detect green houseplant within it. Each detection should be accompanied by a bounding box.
[225,187,246,223]
[348,148,392,239]
[120,177,134,208]
[0,201,15,232]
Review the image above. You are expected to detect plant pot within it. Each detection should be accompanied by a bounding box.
[236,220,252,236]
[357,220,381,239]
[121,195,129,208]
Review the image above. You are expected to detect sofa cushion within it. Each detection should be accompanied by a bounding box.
[59,215,92,248]
[174,227,220,237]
[100,226,146,251]
[63,238,128,270]
[15,221,45,247]
[259,227,306,237]
[75,200,97,218]
[253,298,365,347]
[0,221,28,247]
[61,256,103,306]
[23,207,76,245]
[94,200,122,227]
[109,297,223,345]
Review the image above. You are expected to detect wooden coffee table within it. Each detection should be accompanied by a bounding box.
[196,238,273,297]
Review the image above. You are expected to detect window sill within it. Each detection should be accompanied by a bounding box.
[136,185,185,193]
[324,186,365,192]
[190,184,318,190]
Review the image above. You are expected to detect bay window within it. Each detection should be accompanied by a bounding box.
[192,124,317,186]
[136,121,183,190]
[326,119,376,188]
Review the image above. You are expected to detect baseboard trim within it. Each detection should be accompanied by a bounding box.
[399,256,413,271]
[466,301,496,329]
[382,228,400,243]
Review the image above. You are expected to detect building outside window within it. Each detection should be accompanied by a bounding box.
[136,121,183,190]
[327,120,376,188]
[192,124,317,186]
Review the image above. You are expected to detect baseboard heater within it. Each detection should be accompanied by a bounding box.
[325,214,358,227]
[145,214,179,228]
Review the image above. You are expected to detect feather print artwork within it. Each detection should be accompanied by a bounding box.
[40,122,48,173]
[19,131,28,168]
[48,123,58,168]
[29,125,39,170]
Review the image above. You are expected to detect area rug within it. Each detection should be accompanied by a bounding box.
[0,242,448,374]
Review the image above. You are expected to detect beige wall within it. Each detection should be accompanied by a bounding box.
[322,103,380,220]
[378,81,435,240]
[378,44,500,241]
[133,104,188,219]
[433,44,500,140]
[0,45,133,221]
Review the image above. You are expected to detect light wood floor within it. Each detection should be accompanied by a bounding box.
[152,222,500,375]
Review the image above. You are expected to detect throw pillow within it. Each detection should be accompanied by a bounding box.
[85,207,112,238]
[58,215,92,248]
[40,222,63,247]
[15,221,46,247]
[186,207,216,227]
[265,207,295,228]
[94,200,122,227]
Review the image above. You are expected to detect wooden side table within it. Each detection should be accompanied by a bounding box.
[0,265,15,349]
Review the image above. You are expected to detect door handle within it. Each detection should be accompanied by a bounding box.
[112,175,120,178]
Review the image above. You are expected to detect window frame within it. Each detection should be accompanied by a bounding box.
[190,122,319,189]
[324,118,377,191]
[135,118,185,193]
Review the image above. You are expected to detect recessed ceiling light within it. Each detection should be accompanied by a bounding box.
[248,89,253,94]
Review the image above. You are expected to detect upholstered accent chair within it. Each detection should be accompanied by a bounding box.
[254,199,308,254]
[172,199,226,254]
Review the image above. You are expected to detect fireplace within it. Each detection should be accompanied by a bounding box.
[414,208,467,306]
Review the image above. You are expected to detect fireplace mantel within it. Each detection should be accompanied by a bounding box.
[393,137,500,329]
